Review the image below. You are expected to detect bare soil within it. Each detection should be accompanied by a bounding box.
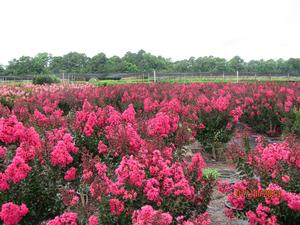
[206,162,249,225]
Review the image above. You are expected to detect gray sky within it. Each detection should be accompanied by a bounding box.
[0,0,299,65]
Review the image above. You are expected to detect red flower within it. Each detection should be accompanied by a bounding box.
[0,146,7,158]
[97,141,108,154]
[198,123,206,129]
[0,202,28,225]
[88,215,98,225]
[64,167,77,181]
[46,212,78,225]
[281,175,290,183]
[109,199,124,215]
[132,205,172,225]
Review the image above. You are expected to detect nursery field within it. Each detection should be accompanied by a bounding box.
[0,82,300,225]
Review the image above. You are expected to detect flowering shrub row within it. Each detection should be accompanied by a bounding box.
[223,134,300,225]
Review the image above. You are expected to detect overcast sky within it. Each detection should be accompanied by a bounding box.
[0,0,299,65]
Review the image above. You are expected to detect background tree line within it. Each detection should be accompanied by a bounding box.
[1,50,300,76]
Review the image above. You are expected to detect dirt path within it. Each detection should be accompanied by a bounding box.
[206,162,249,225]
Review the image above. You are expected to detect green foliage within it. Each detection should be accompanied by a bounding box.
[5,56,34,75]
[32,52,51,74]
[228,56,245,72]
[32,74,61,85]
[0,161,65,225]
[242,106,283,136]
[291,110,300,135]
[88,53,108,73]
[196,112,233,160]
[0,96,15,110]
[2,51,300,76]
[0,65,5,75]
[58,100,71,116]
[203,168,220,180]
[88,77,98,83]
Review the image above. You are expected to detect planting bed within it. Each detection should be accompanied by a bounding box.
[0,82,299,225]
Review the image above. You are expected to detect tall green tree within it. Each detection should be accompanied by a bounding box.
[88,53,108,73]
[276,59,289,74]
[49,56,64,74]
[105,56,123,73]
[287,58,300,75]
[60,52,89,73]
[32,53,51,74]
[2,51,300,75]
[5,56,34,75]
[228,56,245,72]
[0,65,5,75]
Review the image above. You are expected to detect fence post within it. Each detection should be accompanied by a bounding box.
[153,70,156,83]
[223,72,225,82]
[236,71,239,83]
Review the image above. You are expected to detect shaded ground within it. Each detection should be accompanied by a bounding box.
[187,140,249,225]
[206,162,249,225]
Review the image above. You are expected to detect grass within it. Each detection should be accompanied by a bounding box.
[0,81,32,86]
[91,76,300,86]
[91,79,150,86]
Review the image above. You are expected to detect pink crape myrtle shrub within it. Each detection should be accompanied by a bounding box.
[238,83,300,136]
[194,87,243,160]
[0,116,62,225]
[223,134,300,225]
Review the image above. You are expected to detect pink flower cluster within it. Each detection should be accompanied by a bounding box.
[224,137,300,224]
[49,131,78,168]
[109,198,125,215]
[0,116,41,189]
[0,202,29,225]
[147,112,179,138]
[132,205,173,225]
[46,212,78,225]
[246,204,279,225]
[179,212,211,225]
[227,180,248,209]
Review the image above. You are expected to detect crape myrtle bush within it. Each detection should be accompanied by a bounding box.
[0,82,300,224]
[221,134,300,225]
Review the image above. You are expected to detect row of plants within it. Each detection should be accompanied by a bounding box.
[220,134,300,225]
